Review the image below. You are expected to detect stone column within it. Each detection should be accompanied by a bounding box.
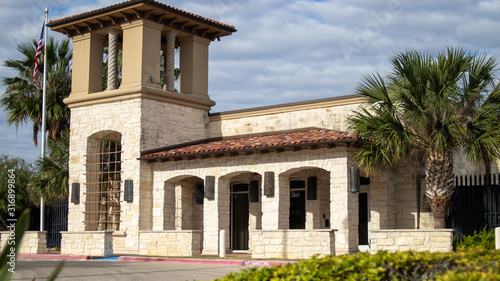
[163,31,177,91]
[178,35,211,98]
[261,171,280,230]
[70,33,104,97]
[202,176,222,255]
[121,19,162,89]
[106,29,118,90]
[330,155,359,255]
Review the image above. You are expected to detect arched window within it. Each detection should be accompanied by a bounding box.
[85,132,122,231]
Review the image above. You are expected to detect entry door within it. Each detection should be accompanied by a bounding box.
[358,192,370,251]
[289,180,306,229]
[231,184,249,251]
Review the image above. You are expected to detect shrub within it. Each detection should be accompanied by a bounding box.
[214,250,500,281]
[455,227,496,250]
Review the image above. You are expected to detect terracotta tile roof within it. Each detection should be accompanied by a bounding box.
[48,0,236,32]
[140,128,361,161]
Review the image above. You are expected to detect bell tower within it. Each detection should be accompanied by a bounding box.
[48,0,235,256]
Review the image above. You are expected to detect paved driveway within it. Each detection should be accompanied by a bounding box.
[10,259,247,281]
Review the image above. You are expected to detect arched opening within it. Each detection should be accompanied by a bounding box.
[281,167,330,230]
[163,176,204,231]
[221,172,262,252]
[84,131,122,231]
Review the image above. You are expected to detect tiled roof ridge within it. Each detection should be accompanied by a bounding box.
[47,0,236,31]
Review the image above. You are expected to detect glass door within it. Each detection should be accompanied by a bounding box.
[289,180,306,229]
[231,184,249,251]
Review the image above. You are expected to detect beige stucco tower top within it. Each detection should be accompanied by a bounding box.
[48,0,236,109]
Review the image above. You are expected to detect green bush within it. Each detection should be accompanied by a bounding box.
[454,227,495,250]
[214,250,500,281]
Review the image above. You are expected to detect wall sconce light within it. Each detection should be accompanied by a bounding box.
[350,166,361,193]
[205,176,215,200]
[71,183,80,203]
[264,172,275,196]
[124,180,133,202]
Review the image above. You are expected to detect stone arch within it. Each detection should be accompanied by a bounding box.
[218,170,263,252]
[162,175,204,231]
[279,166,331,230]
[85,130,122,231]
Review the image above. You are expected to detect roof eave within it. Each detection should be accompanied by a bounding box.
[48,0,236,40]
[138,138,362,162]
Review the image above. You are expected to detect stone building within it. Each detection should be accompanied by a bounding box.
[44,0,494,258]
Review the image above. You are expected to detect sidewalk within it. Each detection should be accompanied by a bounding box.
[18,253,296,267]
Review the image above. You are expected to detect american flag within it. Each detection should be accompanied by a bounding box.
[32,23,44,84]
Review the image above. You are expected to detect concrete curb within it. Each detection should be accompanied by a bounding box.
[117,256,295,266]
[17,254,295,266]
[18,254,91,260]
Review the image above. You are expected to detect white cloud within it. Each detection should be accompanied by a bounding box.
[1,0,500,160]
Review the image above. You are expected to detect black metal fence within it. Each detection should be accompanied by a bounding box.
[446,174,500,238]
[29,198,68,248]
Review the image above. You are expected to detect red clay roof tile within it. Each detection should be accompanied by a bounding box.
[140,128,360,160]
[48,0,236,32]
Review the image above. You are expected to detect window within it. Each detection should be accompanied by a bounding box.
[85,137,122,231]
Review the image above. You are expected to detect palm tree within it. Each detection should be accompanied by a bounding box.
[349,47,500,228]
[28,129,69,206]
[1,37,71,145]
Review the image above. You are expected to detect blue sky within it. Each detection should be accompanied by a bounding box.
[1,0,500,163]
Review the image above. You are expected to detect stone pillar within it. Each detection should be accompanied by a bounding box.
[121,19,162,89]
[330,155,359,255]
[179,35,211,98]
[163,182,175,230]
[70,33,104,97]
[106,29,119,90]
[202,176,221,255]
[261,171,280,230]
[163,31,177,91]
[152,179,165,231]
[370,170,397,229]
[175,183,182,230]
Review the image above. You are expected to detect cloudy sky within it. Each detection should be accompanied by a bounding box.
[1,0,500,163]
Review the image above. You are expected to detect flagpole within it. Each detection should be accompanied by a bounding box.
[40,8,48,232]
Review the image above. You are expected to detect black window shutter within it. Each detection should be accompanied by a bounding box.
[307,176,317,200]
[195,183,204,204]
[249,180,259,202]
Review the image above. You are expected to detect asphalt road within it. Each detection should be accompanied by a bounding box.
[10,259,248,281]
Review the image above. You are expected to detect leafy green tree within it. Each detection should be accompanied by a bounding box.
[1,36,71,145]
[28,129,69,206]
[349,47,500,228]
[0,155,34,230]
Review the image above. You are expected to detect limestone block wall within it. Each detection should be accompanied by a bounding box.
[140,98,209,150]
[369,165,435,231]
[453,149,500,176]
[150,146,354,256]
[138,230,201,256]
[250,230,336,259]
[67,97,209,255]
[68,98,142,237]
[209,97,361,137]
[370,229,453,253]
[0,231,46,254]
[61,231,113,256]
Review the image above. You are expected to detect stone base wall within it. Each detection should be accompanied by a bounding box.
[0,231,46,254]
[139,230,201,256]
[61,231,113,256]
[370,229,453,253]
[250,229,336,259]
[112,231,138,255]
